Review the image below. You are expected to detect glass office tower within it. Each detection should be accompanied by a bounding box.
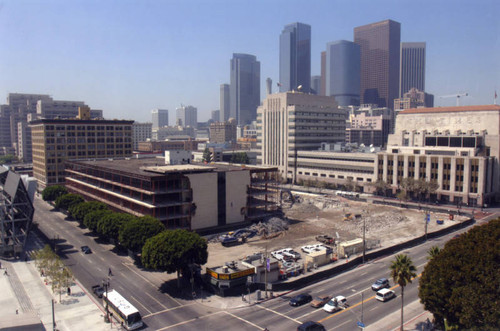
[230,53,261,125]
[325,40,361,106]
[279,22,311,93]
[400,42,426,96]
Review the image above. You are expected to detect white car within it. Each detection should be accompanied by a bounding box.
[301,244,326,254]
[323,295,347,313]
[376,288,395,302]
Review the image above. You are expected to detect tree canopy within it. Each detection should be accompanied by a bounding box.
[96,212,136,241]
[230,152,249,164]
[69,201,108,223]
[118,216,165,252]
[54,193,84,211]
[84,209,113,232]
[0,154,17,164]
[419,219,500,330]
[42,185,68,202]
[202,148,213,163]
[142,229,208,282]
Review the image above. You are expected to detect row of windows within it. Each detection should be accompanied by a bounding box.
[45,125,130,131]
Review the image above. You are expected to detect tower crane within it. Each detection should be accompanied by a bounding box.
[439,92,469,106]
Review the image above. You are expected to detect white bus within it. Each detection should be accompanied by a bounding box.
[103,290,143,330]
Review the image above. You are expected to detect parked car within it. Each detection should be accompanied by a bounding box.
[289,294,312,307]
[323,295,347,313]
[91,285,104,298]
[315,235,334,245]
[310,295,332,308]
[281,248,301,260]
[80,246,92,254]
[297,321,326,331]
[376,288,396,302]
[371,278,390,291]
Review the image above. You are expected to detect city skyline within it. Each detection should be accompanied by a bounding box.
[0,0,499,123]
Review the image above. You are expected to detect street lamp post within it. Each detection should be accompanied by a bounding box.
[102,279,110,323]
[362,211,366,264]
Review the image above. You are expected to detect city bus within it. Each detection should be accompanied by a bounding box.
[103,290,143,330]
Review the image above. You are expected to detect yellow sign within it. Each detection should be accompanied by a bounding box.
[206,267,255,280]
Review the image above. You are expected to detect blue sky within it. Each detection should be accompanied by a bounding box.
[0,0,499,123]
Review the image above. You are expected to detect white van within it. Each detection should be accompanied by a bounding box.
[376,288,395,302]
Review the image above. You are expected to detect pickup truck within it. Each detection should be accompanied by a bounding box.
[92,285,105,298]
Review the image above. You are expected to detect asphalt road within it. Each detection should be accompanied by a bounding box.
[32,196,498,330]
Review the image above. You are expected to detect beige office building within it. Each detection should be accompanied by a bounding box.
[257,92,346,180]
[30,110,133,188]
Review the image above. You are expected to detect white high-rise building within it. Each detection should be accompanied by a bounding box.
[152,109,169,129]
[176,105,197,129]
[132,122,152,150]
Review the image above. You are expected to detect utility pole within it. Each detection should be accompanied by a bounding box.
[264,246,268,298]
[361,291,364,327]
[52,299,56,331]
[103,279,110,323]
[425,213,429,241]
[362,211,366,264]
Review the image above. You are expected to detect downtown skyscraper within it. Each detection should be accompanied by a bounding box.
[279,22,311,93]
[354,19,401,109]
[230,53,260,125]
[325,40,361,107]
[151,108,168,129]
[400,42,426,96]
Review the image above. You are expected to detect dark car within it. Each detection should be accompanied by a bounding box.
[91,285,104,298]
[297,321,326,331]
[310,295,332,308]
[371,278,389,291]
[289,294,312,307]
[81,246,92,254]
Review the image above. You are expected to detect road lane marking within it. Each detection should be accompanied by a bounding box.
[224,311,269,330]
[142,302,196,319]
[256,305,302,324]
[130,295,152,315]
[145,291,168,310]
[332,319,350,330]
[157,311,224,330]
[121,261,182,306]
[318,274,422,324]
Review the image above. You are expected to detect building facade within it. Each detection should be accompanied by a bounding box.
[176,105,197,128]
[152,109,169,129]
[211,110,220,122]
[209,119,237,144]
[65,159,279,230]
[325,40,361,107]
[310,75,321,95]
[230,53,261,125]
[132,122,152,150]
[257,92,345,180]
[394,88,434,110]
[29,114,133,188]
[279,22,311,93]
[399,42,426,96]
[354,19,401,109]
[137,139,199,153]
[152,126,195,140]
[220,84,230,122]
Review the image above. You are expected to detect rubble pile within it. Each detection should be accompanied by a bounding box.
[339,213,410,237]
[249,217,290,236]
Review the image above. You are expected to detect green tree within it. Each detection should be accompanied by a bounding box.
[400,177,416,200]
[42,185,68,202]
[230,152,250,164]
[373,179,391,196]
[142,229,208,287]
[84,210,113,232]
[427,246,441,260]
[119,216,165,252]
[344,178,355,192]
[0,154,17,164]
[97,212,135,242]
[202,148,213,163]
[68,201,108,223]
[390,254,417,331]
[419,219,500,330]
[54,193,84,211]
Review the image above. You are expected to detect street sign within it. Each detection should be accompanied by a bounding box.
[426,214,430,223]
[357,321,365,328]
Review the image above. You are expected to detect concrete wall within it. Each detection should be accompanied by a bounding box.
[225,170,250,224]
[186,173,218,230]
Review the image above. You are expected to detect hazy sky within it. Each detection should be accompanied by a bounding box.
[1,0,499,123]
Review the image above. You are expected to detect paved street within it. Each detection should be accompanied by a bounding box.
[13,195,496,330]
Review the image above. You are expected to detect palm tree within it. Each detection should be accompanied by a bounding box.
[427,246,441,260]
[390,254,417,331]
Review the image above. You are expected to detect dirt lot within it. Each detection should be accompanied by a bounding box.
[205,192,467,267]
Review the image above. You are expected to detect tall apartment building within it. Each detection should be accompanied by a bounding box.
[230,53,261,125]
[220,84,230,122]
[209,119,237,144]
[132,122,152,150]
[176,105,197,128]
[279,22,311,93]
[17,121,32,162]
[151,109,169,129]
[257,92,345,180]
[346,112,391,147]
[29,109,133,188]
[399,42,426,96]
[211,110,220,122]
[354,19,401,109]
[325,40,361,106]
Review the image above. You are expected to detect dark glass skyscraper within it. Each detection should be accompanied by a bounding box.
[325,40,361,106]
[230,53,260,125]
[279,22,311,93]
[220,84,230,122]
[400,42,426,96]
[354,19,401,109]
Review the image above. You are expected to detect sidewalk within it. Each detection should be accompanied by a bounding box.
[365,299,434,331]
[0,258,112,331]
